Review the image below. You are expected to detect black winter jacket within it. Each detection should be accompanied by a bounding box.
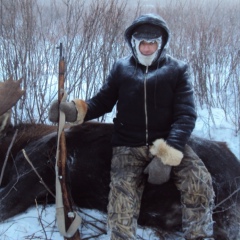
[84,14,196,152]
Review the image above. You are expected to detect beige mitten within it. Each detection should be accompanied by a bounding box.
[71,99,88,124]
[150,139,183,166]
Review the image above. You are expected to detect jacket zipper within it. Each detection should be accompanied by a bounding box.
[144,66,149,146]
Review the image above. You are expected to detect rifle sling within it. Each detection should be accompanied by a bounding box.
[55,101,82,238]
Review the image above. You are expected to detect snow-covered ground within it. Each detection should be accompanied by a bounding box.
[0,107,239,240]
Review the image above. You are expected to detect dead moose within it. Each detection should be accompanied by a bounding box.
[0,78,240,239]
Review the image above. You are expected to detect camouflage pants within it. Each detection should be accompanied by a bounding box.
[107,145,215,240]
[173,145,215,239]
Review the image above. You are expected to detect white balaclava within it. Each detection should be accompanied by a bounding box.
[131,36,162,67]
[130,23,164,66]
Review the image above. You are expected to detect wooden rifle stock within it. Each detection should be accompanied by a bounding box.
[56,43,81,240]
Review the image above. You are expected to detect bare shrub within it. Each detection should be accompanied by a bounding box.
[0,0,239,133]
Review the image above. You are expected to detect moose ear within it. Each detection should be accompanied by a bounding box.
[0,77,25,116]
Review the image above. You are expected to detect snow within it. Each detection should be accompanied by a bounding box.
[194,107,240,159]
[0,107,239,240]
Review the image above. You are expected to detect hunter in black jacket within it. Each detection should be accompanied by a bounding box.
[83,15,196,152]
[49,13,215,240]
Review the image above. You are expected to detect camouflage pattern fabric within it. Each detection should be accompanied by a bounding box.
[173,145,215,239]
[107,145,215,240]
[107,146,149,240]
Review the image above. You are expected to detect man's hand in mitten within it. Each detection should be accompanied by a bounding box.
[49,99,87,123]
[143,139,184,185]
[150,139,183,166]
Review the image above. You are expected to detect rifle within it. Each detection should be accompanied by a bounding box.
[55,43,81,240]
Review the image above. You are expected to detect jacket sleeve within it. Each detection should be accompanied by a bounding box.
[84,62,119,121]
[166,64,197,152]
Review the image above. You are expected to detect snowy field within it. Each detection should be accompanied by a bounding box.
[0,107,239,240]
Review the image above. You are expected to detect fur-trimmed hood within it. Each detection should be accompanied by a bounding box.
[124,14,170,64]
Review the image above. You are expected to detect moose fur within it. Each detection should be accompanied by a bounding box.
[0,122,240,240]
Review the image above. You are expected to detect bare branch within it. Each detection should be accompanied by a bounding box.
[22,149,55,198]
[0,129,18,186]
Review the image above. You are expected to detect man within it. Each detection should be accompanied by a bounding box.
[49,14,215,240]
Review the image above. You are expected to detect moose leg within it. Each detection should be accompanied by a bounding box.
[173,145,215,239]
